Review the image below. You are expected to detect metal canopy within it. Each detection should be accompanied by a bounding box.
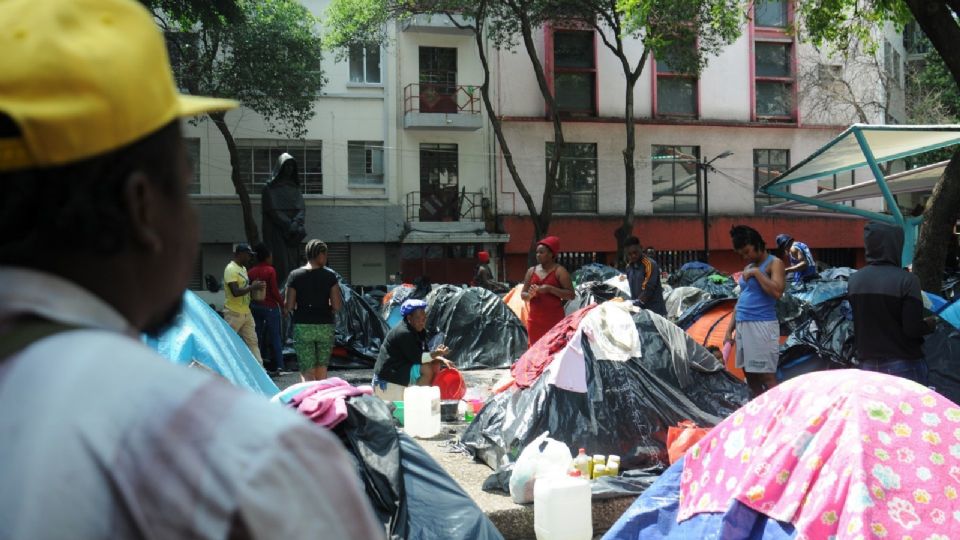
[760,124,960,266]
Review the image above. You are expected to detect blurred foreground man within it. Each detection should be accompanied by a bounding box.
[0,0,383,538]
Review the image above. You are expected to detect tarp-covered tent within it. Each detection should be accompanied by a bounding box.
[144,290,279,396]
[606,370,960,539]
[331,283,391,368]
[461,301,750,478]
[679,298,743,380]
[425,285,526,369]
[572,263,622,287]
[382,284,415,328]
[501,284,529,325]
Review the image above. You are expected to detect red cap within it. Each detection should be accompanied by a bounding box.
[537,236,560,255]
[478,250,490,263]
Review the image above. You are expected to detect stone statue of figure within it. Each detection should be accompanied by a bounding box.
[261,153,306,286]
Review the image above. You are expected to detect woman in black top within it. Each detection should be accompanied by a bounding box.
[284,239,342,381]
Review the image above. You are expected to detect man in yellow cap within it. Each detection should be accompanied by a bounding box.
[0,0,382,538]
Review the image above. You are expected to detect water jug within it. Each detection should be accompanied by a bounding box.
[534,475,592,540]
[403,385,441,438]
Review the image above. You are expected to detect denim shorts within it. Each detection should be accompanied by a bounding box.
[859,358,929,386]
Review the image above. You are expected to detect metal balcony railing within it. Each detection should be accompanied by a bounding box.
[405,188,485,222]
[403,83,481,115]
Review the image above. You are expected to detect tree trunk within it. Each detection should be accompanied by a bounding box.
[914,150,960,292]
[210,111,260,245]
[903,0,960,290]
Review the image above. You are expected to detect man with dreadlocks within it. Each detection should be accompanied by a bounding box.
[285,239,342,381]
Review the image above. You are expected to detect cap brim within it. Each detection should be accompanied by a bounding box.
[177,94,239,117]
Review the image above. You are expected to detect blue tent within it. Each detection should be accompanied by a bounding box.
[143,291,279,396]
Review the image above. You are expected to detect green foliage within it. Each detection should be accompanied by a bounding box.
[322,0,392,52]
[616,0,747,75]
[141,0,244,27]
[918,55,960,119]
[157,0,326,139]
[796,0,912,54]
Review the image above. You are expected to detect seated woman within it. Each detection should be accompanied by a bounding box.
[372,299,452,402]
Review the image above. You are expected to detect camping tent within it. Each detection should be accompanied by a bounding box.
[425,285,526,369]
[331,283,391,368]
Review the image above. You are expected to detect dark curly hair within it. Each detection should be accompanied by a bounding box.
[729,225,766,252]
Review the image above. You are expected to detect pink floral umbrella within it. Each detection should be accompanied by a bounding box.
[678,369,960,538]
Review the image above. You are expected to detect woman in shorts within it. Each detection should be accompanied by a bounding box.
[285,239,342,381]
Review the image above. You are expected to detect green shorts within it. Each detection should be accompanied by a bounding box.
[293,323,335,370]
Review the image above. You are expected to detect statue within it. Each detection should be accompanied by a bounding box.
[261,153,306,286]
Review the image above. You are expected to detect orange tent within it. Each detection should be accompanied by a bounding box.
[683,300,744,381]
[502,283,529,326]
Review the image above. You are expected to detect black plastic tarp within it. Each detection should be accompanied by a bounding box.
[819,267,855,281]
[924,322,960,405]
[786,278,849,306]
[425,285,526,369]
[336,396,503,540]
[667,265,719,288]
[462,310,749,479]
[779,297,856,368]
[565,281,631,315]
[382,286,414,320]
[333,284,390,368]
[572,263,622,287]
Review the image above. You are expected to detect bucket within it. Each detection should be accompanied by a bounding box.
[392,401,404,426]
[433,367,466,400]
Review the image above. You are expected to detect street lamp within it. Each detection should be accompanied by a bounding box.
[700,151,734,264]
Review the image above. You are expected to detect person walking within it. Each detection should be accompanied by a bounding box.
[724,225,786,397]
[223,243,265,363]
[775,233,818,285]
[285,240,342,382]
[623,236,667,316]
[0,1,382,536]
[848,222,936,383]
[249,243,285,374]
[521,236,575,346]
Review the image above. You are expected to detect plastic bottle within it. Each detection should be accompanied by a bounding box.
[572,448,591,478]
[534,475,592,540]
[403,385,441,438]
[606,455,620,477]
[592,464,607,478]
[591,455,606,479]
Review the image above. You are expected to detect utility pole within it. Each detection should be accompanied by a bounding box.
[700,151,733,265]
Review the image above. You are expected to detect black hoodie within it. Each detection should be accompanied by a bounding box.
[848,222,930,361]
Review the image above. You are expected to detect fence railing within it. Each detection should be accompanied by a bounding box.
[405,189,485,222]
[403,83,481,115]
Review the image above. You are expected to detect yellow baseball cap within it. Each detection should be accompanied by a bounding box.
[0,0,238,172]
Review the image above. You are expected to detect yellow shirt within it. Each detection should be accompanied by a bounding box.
[224,260,250,314]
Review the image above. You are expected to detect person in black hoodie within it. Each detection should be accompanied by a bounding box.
[848,222,936,383]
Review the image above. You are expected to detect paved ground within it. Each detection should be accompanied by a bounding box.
[271,368,639,539]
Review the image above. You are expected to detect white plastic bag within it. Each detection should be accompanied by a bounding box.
[508,431,573,504]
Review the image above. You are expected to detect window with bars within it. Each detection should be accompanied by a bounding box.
[348,141,384,186]
[652,145,700,214]
[349,44,381,84]
[552,30,597,116]
[545,142,598,213]
[754,149,790,213]
[235,140,323,195]
[184,138,201,194]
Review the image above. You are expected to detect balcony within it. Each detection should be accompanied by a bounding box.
[406,188,485,223]
[403,83,483,131]
[401,13,475,35]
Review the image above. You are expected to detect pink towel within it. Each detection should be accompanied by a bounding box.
[289,377,373,429]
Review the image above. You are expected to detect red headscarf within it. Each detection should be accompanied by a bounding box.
[477,251,490,263]
[537,236,560,256]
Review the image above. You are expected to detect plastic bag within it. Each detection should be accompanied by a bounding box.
[508,432,573,504]
[666,420,710,464]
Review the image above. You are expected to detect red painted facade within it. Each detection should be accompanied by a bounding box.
[500,215,868,280]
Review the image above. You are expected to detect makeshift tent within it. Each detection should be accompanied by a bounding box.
[144,290,279,396]
[572,263,622,287]
[501,284,529,325]
[462,302,749,479]
[760,125,960,266]
[565,280,631,315]
[679,298,743,380]
[331,283,390,368]
[664,287,712,321]
[382,284,415,328]
[425,285,526,369]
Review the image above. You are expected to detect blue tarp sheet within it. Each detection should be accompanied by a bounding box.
[143,291,279,397]
[603,458,795,540]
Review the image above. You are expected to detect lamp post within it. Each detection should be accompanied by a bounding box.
[700,151,734,264]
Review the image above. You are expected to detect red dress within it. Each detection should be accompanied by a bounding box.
[526,268,566,346]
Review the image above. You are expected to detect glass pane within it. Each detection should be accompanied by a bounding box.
[553,31,594,69]
[546,142,597,212]
[349,45,365,82]
[755,43,790,77]
[555,72,594,113]
[365,48,381,83]
[755,0,787,27]
[756,81,792,116]
[302,145,323,194]
[657,77,696,115]
[651,145,700,214]
[347,141,364,176]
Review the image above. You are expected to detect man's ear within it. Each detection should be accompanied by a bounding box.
[123,171,163,253]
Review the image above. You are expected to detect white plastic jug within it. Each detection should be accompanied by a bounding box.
[403,385,441,438]
[534,476,592,540]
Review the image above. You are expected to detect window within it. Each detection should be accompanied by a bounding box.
[754,149,790,213]
[184,138,201,194]
[235,140,323,195]
[419,47,458,113]
[652,145,700,214]
[883,40,902,87]
[349,44,381,84]
[348,141,384,186]
[754,0,788,28]
[754,41,794,118]
[655,54,697,117]
[545,142,598,213]
[419,143,459,221]
[817,169,855,206]
[552,30,597,116]
[904,20,930,56]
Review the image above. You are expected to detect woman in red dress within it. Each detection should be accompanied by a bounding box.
[521,236,575,346]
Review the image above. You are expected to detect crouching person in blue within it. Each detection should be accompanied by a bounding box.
[372,300,452,401]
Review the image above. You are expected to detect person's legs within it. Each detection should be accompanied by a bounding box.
[294,323,319,382]
[738,320,779,398]
[414,360,443,386]
[250,304,271,368]
[237,312,262,364]
[264,306,284,371]
[308,324,334,381]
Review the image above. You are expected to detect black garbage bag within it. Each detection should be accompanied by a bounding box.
[819,267,855,280]
[924,322,960,405]
[776,292,810,336]
[780,297,855,368]
[565,281,631,315]
[336,396,503,540]
[462,310,749,482]
[333,284,390,368]
[667,265,718,288]
[572,263,622,287]
[425,285,526,369]
[688,274,737,299]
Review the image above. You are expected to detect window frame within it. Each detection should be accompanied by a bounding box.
[545,141,599,214]
[348,44,382,86]
[546,26,598,117]
[652,55,699,118]
[753,148,791,214]
[347,140,385,187]
[234,139,324,196]
[651,144,701,215]
[750,1,797,122]
[184,137,201,195]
